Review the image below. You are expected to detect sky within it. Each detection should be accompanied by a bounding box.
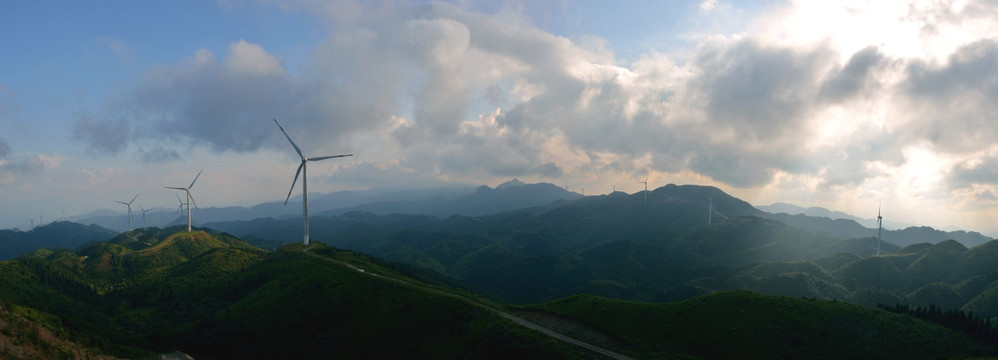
[2,0,998,235]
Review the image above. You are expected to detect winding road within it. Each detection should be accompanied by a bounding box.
[302,246,633,360]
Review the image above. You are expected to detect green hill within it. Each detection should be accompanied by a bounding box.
[525,291,993,359]
[0,229,592,359]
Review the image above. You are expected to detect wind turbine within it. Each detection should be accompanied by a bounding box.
[175,194,185,214]
[165,170,202,232]
[639,177,649,203]
[274,119,352,245]
[876,202,883,257]
[114,193,140,231]
[28,217,34,230]
[139,205,149,228]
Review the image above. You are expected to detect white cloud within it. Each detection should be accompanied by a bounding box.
[65,0,998,233]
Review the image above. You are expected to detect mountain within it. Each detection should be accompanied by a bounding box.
[207,184,901,304]
[315,180,583,218]
[3,227,995,359]
[525,291,992,359]
[0,229,597,359]
[72,184,481,231]
[757,204,993,247]
[0,221,118,260]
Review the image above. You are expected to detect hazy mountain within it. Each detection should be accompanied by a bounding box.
[0,221,118,260]
[757,203,993,247]
[758,202,922,229]
[207,184,900,303]
[315,179,583,218]
[74,184,495,232]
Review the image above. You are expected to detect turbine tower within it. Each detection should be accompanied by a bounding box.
[139,205,149,228]
[114,193,140,231]
[876,202,883,257]
[275,119,352,245]
[166,170,202,232]
[640,177,649,203]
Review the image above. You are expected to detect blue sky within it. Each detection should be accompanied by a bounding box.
[3,0,998,235]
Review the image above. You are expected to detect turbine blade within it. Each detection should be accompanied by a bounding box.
[274,119,304,159]
[165,187,187,191]
[115,201,128,205]
[309,154,353,162]
[189,169,203,189]
[189,191,199,212]
[285,161,304,205]
[129,193,140,205]
[176,194,184,213]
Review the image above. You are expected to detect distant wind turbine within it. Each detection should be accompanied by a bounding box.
[639,177,649,203]
[28,217,34,230]
[114,193,140,231]
[274,119,352,245]
[175,194,185,214]
[876,202,883,257]
[165,170,202,232]
[139,205,149,228]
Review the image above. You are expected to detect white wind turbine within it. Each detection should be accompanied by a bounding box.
[274,119,352,245]
[139,205,149,229]
[876,202,883,257]
[165,170,202,232]
[639,177,649,203]
[114,193,140,231]
[175,193,185,214]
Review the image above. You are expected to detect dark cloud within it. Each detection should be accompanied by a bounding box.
[139,147,181,163]
[901,40,998,153]
[693,40,831,144]
[948,156,998,189]
[818,46,887,102]
[71,113,131,155]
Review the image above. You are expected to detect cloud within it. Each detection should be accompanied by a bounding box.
[76,0,998,209]
[97,36,135,63]
[0,154,45,186]
[900,40,998,154]
[139,147,181,163]
[72,112,130,155]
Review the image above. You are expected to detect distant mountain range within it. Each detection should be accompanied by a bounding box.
[757,202,917,229]
[73,179,578,231]
[756,202,993,247]
[0,221,118,260]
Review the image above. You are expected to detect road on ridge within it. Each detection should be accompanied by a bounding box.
[302,246,634,360]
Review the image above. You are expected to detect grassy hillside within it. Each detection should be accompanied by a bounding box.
[0,228,591,359]
[525,291,993,359]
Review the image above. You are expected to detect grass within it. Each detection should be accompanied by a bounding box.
[526,290,994,359]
